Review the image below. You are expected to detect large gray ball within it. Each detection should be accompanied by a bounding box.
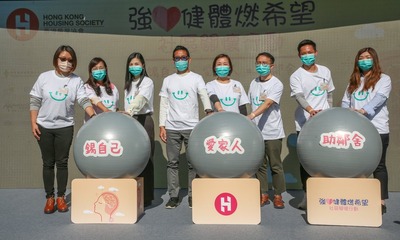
[297,107,381,178]
[73,112,150,178]
[188,112,264,178]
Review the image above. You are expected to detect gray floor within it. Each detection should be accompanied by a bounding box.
[0,189,398,240]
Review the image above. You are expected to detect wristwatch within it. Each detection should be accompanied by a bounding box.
[205,109,214,114]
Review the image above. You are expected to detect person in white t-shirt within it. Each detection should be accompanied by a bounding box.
[206,53,249,115]
[84,57,119,122]
[124,52,155,207]
[159,45,213,209]
[289,39,335,209]
[30,45,96,214]
[342,47,391,214]
[248,52,286,209]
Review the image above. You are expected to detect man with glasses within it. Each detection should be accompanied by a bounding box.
[159,45,212,209]
[247,52,286,209]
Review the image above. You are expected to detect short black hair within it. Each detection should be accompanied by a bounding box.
[297,39,316,53]
[172,45,190,59]
[256,52,275,64]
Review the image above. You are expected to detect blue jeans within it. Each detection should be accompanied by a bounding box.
[166,129,195,198]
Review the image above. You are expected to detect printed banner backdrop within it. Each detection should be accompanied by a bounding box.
[1,0,400,39]
[0,1,399,191]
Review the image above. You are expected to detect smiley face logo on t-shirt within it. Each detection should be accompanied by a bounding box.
[172,90,188,100]
[49,89,68,102]
[220,96,237,106]
[310,86,326,96]
[352,91,369,101]
[103,99,115,109]
[252,96,264,106]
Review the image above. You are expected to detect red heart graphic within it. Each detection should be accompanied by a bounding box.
[152,6,181,32]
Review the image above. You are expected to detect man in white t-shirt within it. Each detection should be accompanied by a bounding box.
[159,45,212,209]
[289,39,335,209]
[248,52,286,209]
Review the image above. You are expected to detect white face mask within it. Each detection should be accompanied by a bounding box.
[58,59,73,72]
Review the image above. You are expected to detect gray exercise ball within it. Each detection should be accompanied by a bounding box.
[297,107,381,178]
[73,112,150,178]
[187,111,264,178]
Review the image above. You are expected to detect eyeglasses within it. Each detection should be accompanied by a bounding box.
[256,62,271,66]
[58,57,73,63]
[173,56,189,62]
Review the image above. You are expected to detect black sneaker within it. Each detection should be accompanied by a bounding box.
[188,197,192,208]
[165,197,179,209]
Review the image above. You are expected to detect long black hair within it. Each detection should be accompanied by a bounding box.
[86,57,113,96]
[124,52,149,92]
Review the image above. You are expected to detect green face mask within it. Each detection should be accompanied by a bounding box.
[215,66,230,77]
[358,59,373,71]
[175,60,188,72]
[300,54,315,66]
[92,69,106,81]
[129,66,143,76]
[256,64,270,76]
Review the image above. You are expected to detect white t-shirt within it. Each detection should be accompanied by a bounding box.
[290,64,335,131]
[206,79,250,113]
[84,83,119,121]
[342,74,391,134]
[30,70,87,129]
[159,71,207,130]
[248,76,285,140]
[124,76,154,114]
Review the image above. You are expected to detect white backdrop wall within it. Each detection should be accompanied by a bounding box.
[0,20,399,190]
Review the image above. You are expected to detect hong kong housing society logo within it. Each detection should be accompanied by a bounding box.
[7,8,39,41]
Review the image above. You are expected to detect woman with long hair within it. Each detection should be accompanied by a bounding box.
[124,52,155,207]
[342,47,391,214]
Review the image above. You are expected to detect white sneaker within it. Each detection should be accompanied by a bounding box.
[298,193,307,210]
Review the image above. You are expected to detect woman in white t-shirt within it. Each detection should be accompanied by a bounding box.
[84,57,119,122]
[124,52,155,207]
[30,45,95,214]
[342,47,391,214]
[206,54,249,115]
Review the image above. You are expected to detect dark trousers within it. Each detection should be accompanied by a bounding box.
[297,131,310,191]
[133,114,155,205]
[300,163,310,192]
[376,134,389,200]
[37,125,73,198]
[165,129,195,198]
[256,139,286,195]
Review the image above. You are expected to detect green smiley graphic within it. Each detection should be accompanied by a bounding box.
[126,95,134,105]
[252,96,264,106]
[49,91,67,101]
[103,99,114,108]
[352,91,369,101]
[172,90,188,100]
[220,97,237,106]
[310,86,326,96]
